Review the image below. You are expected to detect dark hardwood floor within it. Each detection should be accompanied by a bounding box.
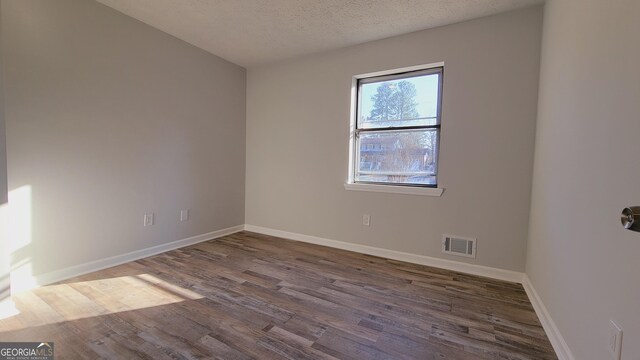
[0,231,557,359]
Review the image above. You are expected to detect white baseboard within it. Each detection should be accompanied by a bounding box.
[522,275,575,360]
[243,224,524,284]
[11,225,244,293]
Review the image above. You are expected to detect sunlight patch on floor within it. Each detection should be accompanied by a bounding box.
[0,273,203,332]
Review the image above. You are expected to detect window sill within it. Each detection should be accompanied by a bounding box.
[344,183,444,196]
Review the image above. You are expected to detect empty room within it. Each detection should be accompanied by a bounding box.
[0,0,638,359]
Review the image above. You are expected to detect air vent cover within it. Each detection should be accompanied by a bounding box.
[442,234,476,258]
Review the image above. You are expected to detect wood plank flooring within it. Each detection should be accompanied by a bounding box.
[0,231,557,359]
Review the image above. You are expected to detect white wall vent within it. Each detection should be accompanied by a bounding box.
[442,234,476,258]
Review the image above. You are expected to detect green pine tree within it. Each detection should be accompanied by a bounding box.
[368,82,398,121]
[394,81,419,120]
[368,81,419,121]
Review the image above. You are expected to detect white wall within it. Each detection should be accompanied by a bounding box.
[2,0,246,284]
[527,0,640,359]
[0,0,9,303]
[246,6,543,272]
[0,0,4,207]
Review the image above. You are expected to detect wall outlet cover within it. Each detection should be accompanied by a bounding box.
[144,213,154,227]
[608,320,623,360]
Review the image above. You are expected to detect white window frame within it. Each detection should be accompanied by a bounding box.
[345,62,445,196]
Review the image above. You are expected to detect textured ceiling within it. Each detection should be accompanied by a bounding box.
[96,0,543,68]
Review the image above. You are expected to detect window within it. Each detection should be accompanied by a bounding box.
[350,66,443,190]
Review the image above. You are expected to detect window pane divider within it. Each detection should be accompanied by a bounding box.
[358,115,438,126]
[356,124,440,133]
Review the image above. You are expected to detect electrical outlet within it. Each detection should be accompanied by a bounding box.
[608,320,623,360]
[180,209,189,222]
[362,214,370,226]
[143,213,154,227]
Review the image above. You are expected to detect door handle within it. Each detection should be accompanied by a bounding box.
[621,207,640,232]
